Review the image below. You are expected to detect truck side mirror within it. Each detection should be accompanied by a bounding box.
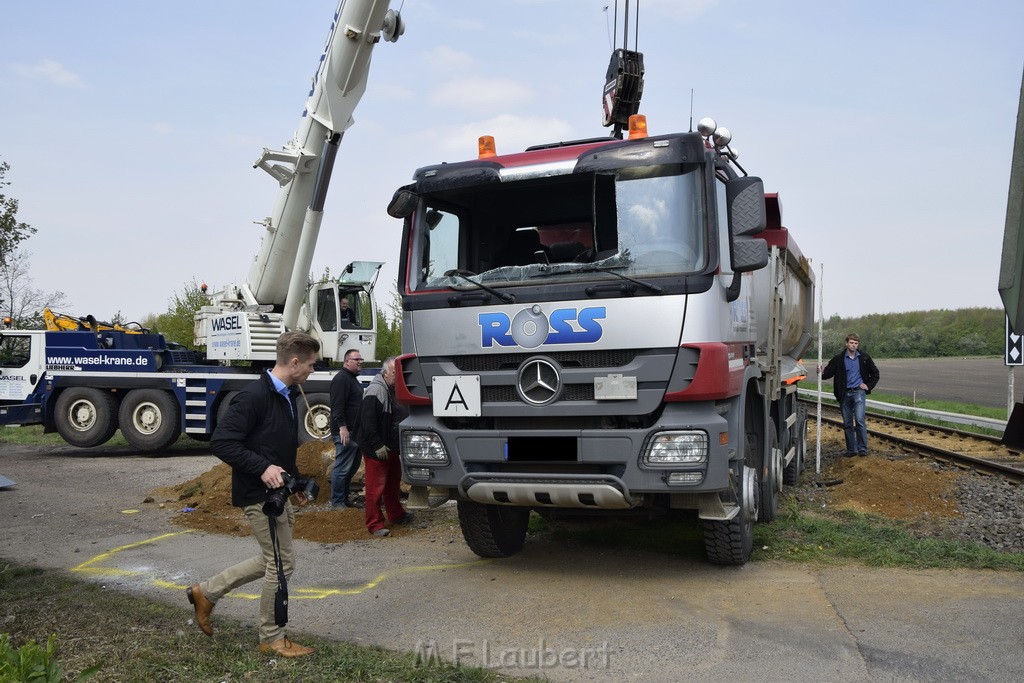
[725,176,766,237]
[387,186,418,219]
[732,236,769,272]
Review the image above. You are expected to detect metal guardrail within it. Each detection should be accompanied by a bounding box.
[797,389,1007,431]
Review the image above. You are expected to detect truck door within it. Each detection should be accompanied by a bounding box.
[0,331,45,403]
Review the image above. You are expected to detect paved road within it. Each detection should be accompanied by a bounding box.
[828,357,1022,411]
[2,443,1023,682]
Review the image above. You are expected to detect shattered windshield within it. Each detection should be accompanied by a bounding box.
[410,164,706,291]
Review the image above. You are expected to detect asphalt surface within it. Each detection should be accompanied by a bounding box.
[2,442,1023,682]
[860,356,1021,410]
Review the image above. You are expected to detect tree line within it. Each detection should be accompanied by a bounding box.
[820,307,1005,359]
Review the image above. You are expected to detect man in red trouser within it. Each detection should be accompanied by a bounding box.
[356,356,412,536]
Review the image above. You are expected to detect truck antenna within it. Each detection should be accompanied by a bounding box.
[689,89,694,132]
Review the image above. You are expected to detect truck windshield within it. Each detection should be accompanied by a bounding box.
[410,164,705,291]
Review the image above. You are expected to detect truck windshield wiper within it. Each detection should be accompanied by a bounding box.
[536,264,663,294]
[443,269,515,304]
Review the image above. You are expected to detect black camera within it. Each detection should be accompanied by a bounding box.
[263,471,320,517]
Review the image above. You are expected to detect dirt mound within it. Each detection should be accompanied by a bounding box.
[154,425,966,545]
[152,441,422,543]
[806,424,962,521]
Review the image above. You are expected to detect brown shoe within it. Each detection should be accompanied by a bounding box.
[258,638,315,658]
[186,584,214,636]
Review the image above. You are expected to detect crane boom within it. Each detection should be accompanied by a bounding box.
[196,0,403,364]
[247,0,403,314]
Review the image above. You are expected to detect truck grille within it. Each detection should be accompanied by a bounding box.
[483,384,594,403]
[453,349,638,372]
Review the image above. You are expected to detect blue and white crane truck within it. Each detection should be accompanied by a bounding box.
[389,45,815,565]
[0,0,405,451]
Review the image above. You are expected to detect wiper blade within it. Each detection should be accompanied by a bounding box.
[443,269,515,304]
[538,264,663,294]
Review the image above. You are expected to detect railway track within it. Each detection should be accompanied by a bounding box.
[802,401,1024,484]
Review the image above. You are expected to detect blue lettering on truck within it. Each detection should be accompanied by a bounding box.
[479,306,606,349]
[211,315,242,331]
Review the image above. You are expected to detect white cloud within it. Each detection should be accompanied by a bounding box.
[11,59,85,88]
[150,123,173,135]
[429,77,534,109]
[424,45,475,73]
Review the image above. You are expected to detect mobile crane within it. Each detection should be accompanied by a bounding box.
[195,0,405,364]
[0,0,404,451]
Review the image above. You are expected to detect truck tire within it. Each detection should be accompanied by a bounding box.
[784,407,807,485]
[118,389,182,452]
[457,500,530,558]
[759,421,781,523]
[54,388,119,448]
[701,463,758,565]
[297,392,331,443]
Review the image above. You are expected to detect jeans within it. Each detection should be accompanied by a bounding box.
[840,388,868,454]
[330,438,362,506]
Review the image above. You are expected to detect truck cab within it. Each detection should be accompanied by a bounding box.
[389,118,814,565]
[0,330,46,424]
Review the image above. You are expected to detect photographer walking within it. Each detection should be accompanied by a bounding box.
[186,331,319,658]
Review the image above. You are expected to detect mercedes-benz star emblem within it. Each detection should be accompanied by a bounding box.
[516,357,561,405]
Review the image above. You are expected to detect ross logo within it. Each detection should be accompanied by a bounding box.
[516,357,561,405]
[479,305,605,349]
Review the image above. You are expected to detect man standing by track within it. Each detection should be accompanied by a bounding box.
[820,333,880,456]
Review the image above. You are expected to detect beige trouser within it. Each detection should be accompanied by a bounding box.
[200,500,296,644]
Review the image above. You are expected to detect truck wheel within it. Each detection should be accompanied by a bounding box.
[701,463,758,565]
[118,389,182,452]
[54,388,118,448]
[759,421,781,523]
[297,392,331,443]
[457,500,530,558]
[784,408,807,485]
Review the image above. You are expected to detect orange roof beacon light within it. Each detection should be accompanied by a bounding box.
[478,135,497,159]
[627,114,648,139]
[2,316,11,328]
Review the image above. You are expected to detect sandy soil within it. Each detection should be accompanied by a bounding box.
[151,425,968,546]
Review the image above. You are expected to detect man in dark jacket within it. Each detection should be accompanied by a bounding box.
[356,356,411,536]
[820,333,880,457]
[329,348,365,509]
[186,331,319,658]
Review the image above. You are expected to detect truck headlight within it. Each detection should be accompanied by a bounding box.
[402,431,449,464]
[643,431,708,466]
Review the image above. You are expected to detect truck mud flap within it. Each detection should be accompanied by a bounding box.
[459,473,633,510]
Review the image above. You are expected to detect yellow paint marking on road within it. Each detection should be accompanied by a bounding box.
[71,530,195,575]
[72,531,489,600]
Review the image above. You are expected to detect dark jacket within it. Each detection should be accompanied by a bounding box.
[212,371,300,507]
[356,373,399,456]
[822,349,880,402]
[329,366,362,439]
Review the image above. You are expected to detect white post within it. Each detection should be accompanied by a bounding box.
[815,263,824,475]
[1010,367,1016,420]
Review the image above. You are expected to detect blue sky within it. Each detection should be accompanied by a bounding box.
[2,0,1022,326]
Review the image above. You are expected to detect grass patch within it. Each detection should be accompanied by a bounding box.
[0,560,536,683]
[0,424,208,450]
[755,500,1024,570]
[541,503,1024,571]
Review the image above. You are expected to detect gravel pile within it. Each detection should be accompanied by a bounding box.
[947,473,1024,553]
[789,450,1024,554]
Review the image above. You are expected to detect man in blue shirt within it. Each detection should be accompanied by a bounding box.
[820,333,880,456]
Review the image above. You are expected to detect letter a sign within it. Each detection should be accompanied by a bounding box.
[432,375,482,417]
[1007,316,1024,366]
